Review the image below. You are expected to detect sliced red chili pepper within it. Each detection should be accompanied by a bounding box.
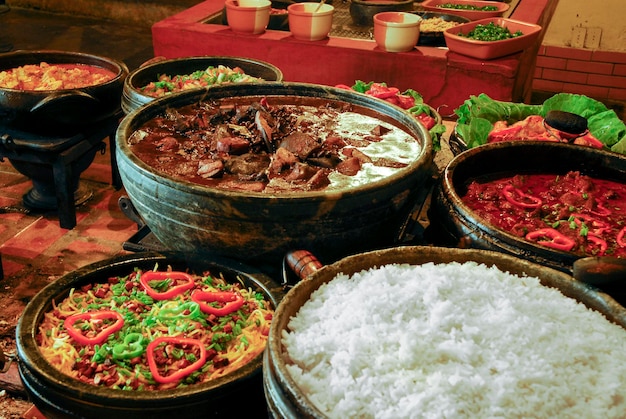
[140,271,195,300]
[64,310,124,346]
[525,228,576,252]
[617,226,626,247]
[191,290,244,316]
[570,213,610,235]
[586,234,608,255]
[502,184,542,209]
[146,337,207,384]
[590,201,611,217]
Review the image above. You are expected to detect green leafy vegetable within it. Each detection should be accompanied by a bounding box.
[453,93,626,153]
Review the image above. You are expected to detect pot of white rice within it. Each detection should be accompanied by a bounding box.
[264,246,626,418]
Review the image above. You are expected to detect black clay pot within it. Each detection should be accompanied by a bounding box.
[430,141,626,273]
[116,82,434,266]
[349,0,414,26]
[0,50,128,134]
[122,56,284,114]
[16,251,285,419]
[264,245,626,418]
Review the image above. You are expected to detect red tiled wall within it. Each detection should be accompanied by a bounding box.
[533,45,626,105]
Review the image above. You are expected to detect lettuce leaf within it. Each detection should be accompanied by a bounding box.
[453,93,626,153]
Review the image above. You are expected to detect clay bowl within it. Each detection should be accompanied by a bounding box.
[430,141,626,274]
[287,2,335,41]
[349,0,414,26]
[414,11,470,46]
[122,55,283,114]
[264,245,626,417]
[16,251,285,418]
[116,82,434,267]
[0,49,128,134]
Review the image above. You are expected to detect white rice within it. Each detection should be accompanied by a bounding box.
[281,262,626,419]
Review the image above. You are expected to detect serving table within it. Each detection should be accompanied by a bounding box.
[151,0,558,111]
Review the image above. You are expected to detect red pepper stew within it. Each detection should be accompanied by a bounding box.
[461,171,626,257]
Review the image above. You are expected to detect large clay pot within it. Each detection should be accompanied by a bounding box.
[349,0,414,26]
[115,82,434,266]
[0,50,128,134]
[16,251,284,418]
[122,56,284,114]
[264,245,626,417]
[430,141,626,273]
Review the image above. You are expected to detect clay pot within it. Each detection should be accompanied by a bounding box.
[264,245,626,417]
[430,141,626,273]
[122,56,283,114]
[349,0,414,27]
[16,251,284,418]
[115,82,434,266]
[0,50,128,134]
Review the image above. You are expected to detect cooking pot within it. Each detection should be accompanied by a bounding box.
[122,56,284,114]
[115,82,434,266]
[0,50,128,134]
[16,251,285,418]
[264,245,626,417]
[429,141,626,273]
[349,0,414,26]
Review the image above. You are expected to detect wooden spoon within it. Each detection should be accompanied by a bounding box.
[314,0,326,12]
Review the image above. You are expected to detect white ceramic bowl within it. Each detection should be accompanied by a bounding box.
[373,11,422,52]
[225,0,271,35]
[287,2,335,41]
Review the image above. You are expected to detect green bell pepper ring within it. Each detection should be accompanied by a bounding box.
[157,301,202,321]
[112,332,145,360]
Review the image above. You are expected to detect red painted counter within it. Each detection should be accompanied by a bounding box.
[152,0,557,111]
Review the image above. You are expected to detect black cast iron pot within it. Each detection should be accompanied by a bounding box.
[430,141,626,274]
[122,56,284,114]
[115,82,434,267]
[16,252,285,419]
[264,246,626,417]
[0,50,128,134]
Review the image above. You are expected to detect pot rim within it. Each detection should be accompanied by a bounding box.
[126,55,284,97]
[16,251,284,404]
[0,49,129,93]
[116,81,434,201]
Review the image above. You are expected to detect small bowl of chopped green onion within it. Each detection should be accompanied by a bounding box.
[420,0,509,21]
[443,17,542,60]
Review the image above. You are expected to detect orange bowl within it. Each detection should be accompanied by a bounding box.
[420,0,509,21]
[443,17,542,60]
[287,2,335,41]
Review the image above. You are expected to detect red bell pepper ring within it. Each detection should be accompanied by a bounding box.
[64,310,124,346]
[146,336,207,384]
[525,228,576,252]
[191,290,245,316]
[502,184,542,209]
[585,234,608,255]
[617,226,626,248]
[140,271,195,300]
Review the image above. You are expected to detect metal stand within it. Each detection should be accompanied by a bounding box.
[0,112,122,229]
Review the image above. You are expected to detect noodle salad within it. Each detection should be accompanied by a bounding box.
[37,266,274,391]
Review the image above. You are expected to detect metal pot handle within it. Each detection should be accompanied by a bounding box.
[30,90,99,113]
[281,250,323,288]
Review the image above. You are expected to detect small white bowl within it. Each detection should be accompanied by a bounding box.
[225,0,271,35]
[287,2,335,41]
[373,11,421,52]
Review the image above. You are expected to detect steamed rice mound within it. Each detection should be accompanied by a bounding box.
[281,262,626,418]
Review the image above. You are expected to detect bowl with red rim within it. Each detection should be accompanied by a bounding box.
[420,0,509,21]
[443,17,542,60]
